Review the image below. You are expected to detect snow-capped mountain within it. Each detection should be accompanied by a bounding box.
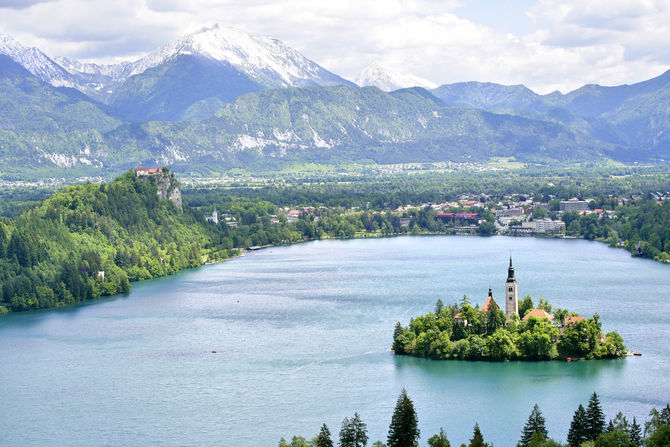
[355,61,437,92]
[119,24,351,88]
[0,32,76,87]
[2,25,351,96]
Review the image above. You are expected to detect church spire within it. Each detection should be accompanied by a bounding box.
[507,256,515,282]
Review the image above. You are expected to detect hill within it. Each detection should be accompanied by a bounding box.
[0,169,240,312]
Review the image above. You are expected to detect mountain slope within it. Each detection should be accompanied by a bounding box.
[0,32,76,88]
[355,62,436,91]
[106,54,265,122]
[127,25,353,89]
[431,81,542,113]
[100,85,619,172]
[0,54,125,175]
[82,25,353,121]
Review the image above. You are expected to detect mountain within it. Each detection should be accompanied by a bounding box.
[0,32,77,88]
[106,54,265,122]
[96,85,620,173]
[72,25,353,121]
[2,26,354,121]
[0,54,124,177]
[355,62,437,91]
[431,82,542,113]
[125,25,353,90]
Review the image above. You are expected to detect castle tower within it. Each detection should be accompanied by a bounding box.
[505,256,518,318]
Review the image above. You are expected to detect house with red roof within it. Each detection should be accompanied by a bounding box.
[522,308,554,322]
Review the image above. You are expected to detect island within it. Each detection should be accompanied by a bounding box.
[392,258,627,361]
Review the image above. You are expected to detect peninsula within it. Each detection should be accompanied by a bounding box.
[392,258,627,361]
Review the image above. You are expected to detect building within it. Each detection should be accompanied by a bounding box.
[205,205,218,224]
[454,287,499,326]
[560,199,590,211]
[522,219,565,234]
[522,308,555,321]
[496,208,523,218]
[505,257,518,318]
[436,212,479,226]
[135,166,161,177]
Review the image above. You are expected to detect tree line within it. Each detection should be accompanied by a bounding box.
[278,390,670,447]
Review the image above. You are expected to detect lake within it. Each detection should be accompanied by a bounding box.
[1,236,669,446]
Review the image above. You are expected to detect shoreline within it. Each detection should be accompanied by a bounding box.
[1,231,663,316]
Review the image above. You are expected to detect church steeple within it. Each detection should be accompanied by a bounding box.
[507,256,515,281]
[505,256,518,318]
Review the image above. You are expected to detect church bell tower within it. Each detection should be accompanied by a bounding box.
[505,256,518,318]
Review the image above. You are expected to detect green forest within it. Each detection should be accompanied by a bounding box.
[392,297,626,361]
[278,390,670,447]
[0,169,240,312]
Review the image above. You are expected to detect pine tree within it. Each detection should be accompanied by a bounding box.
[567,404,588,447]
[629,417,642,447]
[350,413,368,447]
[519,404,548,447]
[340,414,368,447]
[315,423,334,447]
[606,419,615,433]
[340,417,354,447]
[586,392,605,441]
[393,322,405,353]
[435,299,444,316]
[387,389,420,447]
[469,423,486,447]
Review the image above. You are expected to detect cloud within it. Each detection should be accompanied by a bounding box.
[0,0,668,93]
[0,0,56,10]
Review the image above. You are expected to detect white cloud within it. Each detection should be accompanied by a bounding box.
[0,0,668,93]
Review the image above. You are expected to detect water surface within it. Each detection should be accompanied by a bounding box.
[1,236,669,446]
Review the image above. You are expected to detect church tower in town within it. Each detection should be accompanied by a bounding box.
[505,256,518,318]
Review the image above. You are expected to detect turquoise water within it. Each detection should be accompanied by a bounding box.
[1,236,669,447]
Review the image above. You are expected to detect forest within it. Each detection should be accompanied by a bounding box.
[392,298,626,361]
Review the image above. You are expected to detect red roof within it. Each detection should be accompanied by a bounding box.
[564,316,585,325]
[436,213,455,217]
[523,308,554,321]
[480,296,498,313]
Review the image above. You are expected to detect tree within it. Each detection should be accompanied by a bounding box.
[645,404,670,437]
[593,430,633,447]
[387,389,420,447]
[468,423,487,447]
[315,424,334,447]
[520,404,548,447]
[340,414,368,447]
[477,221,496,236]
[393,322,406,354]
[279,436,311,447]
[629,418,642,447]
[435,299,444,316]
[586,392,605,441]
[645,425,670,447]
[567,404,588,446]
[427,428,450,447]
[519,295,534,317]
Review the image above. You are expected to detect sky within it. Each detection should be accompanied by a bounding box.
[0,0,669,94]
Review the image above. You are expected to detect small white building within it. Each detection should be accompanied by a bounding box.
[205,205,218,224]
